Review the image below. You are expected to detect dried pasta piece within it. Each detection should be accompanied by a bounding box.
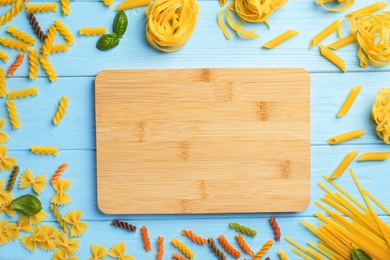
[19,168,46,194]
[52,247,79,260]
[0,0,17,5]
[278,249,289,260]
[26,3,57,13]
[217,9,232,39]
[51,179,72,205]
[0,0,24,25]
[218,234,241,258]
[28,49,38,79]
[50,44,69,54]
[141,226,151,252]
[39,54,58,82]
[291,248,310,260]
[54,20,74,45]
[6,100,20,129]
[79,27,107,36]
[60,0,70,15]
[0,197,15,217]
[4,214,31,240]
[329,150,359,179]
[269,216,281,241]
[63,210,88,237]
[7,25,35,45]
[208,237,226,260]
[345,2,388,18]
[31,146,59,156]
[327,130,365,144]
[229,223,257,236]
[319,44,346,72]
[8,87,38,99]
[27,12,47,42]
[372,89,390,144]
[109,242,135,260]
[253,239,274,260]
[310,19,340,48]
[41,24,56,55]
[29,209,48,225]
[102,0,114,6]
[20,225,46,252]
[54,232,80,256]
[51,163,68,183]
[37,225,59,251]
[50,204,71,234]
[53,96,69,125]
[111,219,136,232]
[0,179,13,205]
[358,152,390,161]
[235,234,254,256]
[328,34,357,50]
[171,238,194,259]
[172,252,187,260]
[0,50,9,63]
[337,85,362,117]
[116,0,151,10]
[0,145,17,172]
[0,119,9,144]
[89,244,109,260]
[156,236,164,260]
[0,220,11,246]
[0,37,29,52]
[263,30,299,49]
[225,8,258,39]
[182,229,207,244]
[285,237,325,260]
[145,0,199,52]
[316,0,354,12]
[0,68,5,97]
[6,165,19,192]
[7,52,24,76]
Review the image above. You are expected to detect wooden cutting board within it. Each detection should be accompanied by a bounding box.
[95,68,311,214]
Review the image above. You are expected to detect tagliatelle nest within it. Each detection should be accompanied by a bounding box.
[371,88,390,144]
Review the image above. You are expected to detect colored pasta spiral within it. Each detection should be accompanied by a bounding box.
[0,38,29,52]
[28,49,38,79]
[172,252,187,260]
[0,50,9,63]
[7,25,35,45]
[53,96,69,125]
[156,235,164,260]
[171,238,194,259]
[269,216,281,242]
[50,163,68,183]
[6,100,20,129]
[208,237,226,260]
[50,44,69,54]
[60,0,70,15]
[235,234,254,256]
[26,3,57,13]
[278,249,289,260]
[8,87,38,99]
[253,239,274,260]
[182,229,207,245]
[145,0,199,52]
[41,25,56,55]
[27,12,47,42]
[39,55,57,82]
[0,0,24,25]
[111,219,137,232]
[79,27,107,36]
[7,53,24,76]
[0,68,6,97]
[218,234,240,259]
[50,204,71,234]
[229,223,257,236]
[54,20,74,45]
[30,146,59,156]
[6,165,19,192]
[0,0,17,6]
[141,226,152,252]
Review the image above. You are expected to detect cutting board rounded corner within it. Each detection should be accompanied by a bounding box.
[95,70,111,85]
[96,194,112,215]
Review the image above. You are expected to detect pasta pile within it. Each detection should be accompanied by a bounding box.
[371,88,390,144]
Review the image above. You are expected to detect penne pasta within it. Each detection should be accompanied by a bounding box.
[345,2,388,18]
[358,152,390,161]
[327,130,365,144]
[319,44,346,72]
[329,150,359,179]
[328,34,357,50]
[337,85,362,117]
[310,19,340,48]
[263,30,299,49]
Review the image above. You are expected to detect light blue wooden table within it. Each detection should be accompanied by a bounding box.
[1,0,390,259]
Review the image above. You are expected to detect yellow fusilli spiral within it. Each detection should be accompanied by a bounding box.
[6,100,20,129]
[8,87,38,99]
[54,20,74,45]
[278,249,289,260]
[50,204,70,234]
[0,0,17,6]
[0,68,6,97]
[0,37,29,52]
[171,238,194,259]
[0,50,8,63]
[41,25,56,55]
[30,146,59,156]
[26,3,57,13]
[0,0,24,25]
[79,27,107,36]
[60,0,70,15]
[102,0,114,6]
[53,96,69,125]
[39,54,57,82]
[7,25,35,45]
[252,239,273,260]
[50,44,69,54]
[28,49,38,79]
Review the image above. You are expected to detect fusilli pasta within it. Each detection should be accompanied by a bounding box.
[30,146,59,156]
[50,204,71,234]
[208,237,226,260]
[79,27,107,36]
[0,68,6,97]
[0,0,17,6]
[60,0,70,15]
[235,234,254,256]
[0,37,29,52]
[50,44,69,54]
[182,229,207,245]
[229,223,257,236]
[0,0,24,25]
[8,87,38,99]
[171,238,194,259]
[28,49,38,79]
[6,165,19,192]
[172,252,187,260]
[26,3,57,13]
[269,216,281,242]
[6,100,20,129]
[50,163,68,183]
[7,25,35,45]
[53,96,69,124]
[218,234,240,259]
[253,239,274,260]
[156,236,164,260]
[27,12,47,42]
[41,25,56,55]
[39,54,58,82]
[0,49,8,62]
[54,20,74,45]
[7,52,24,76]
[111,219,136,232]
[141,226,152,252]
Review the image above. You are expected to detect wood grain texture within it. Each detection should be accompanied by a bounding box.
[95,68,310,214]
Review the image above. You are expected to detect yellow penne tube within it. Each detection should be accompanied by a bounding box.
[337,85,362,117]
[116,0,151,10]
[328,34,357,50]
[310,19,340,48]
[358,152,390,161]
[346,2,388,18]
[329,151,359,179]
[319,44,346,72]
[327,130,365,144]
[263,30,299,49]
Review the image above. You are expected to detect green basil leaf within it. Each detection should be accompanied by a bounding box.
[96,34,120,51]
[113,10,128,37]
[10,194,42,216]
[352,249,372,260]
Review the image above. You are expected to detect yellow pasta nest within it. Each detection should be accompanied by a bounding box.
[371,88,390,144]
[316,0,354,12]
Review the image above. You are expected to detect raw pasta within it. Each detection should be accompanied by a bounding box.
[0,145,17,172]
[0,118,9,144]
[89,245,109,260]
[0,50,9,62]
[263,30,299,49]
[39,55,58,82]
[171,238,194,259]
[218,234,241,258]
[52,247,78,260]
[41,25,56,55]
[51,179,72,205]
[278,249,289,260]
[6,100,21,129]
[156,236,164,260]
[0,178,13,206]
[327,130,365,144]
[51,163,69,183]
[337,85,362,117]
[208,237,226,260]
[371,88,390,144]
[29,209,48,225]
[310,19,340,48]
[319,44,346,72]
[20,225,45,252]
[217,9,232,39]
[0,68,6,97]
[7,52,24,76]
[27,12,47,42]
[19,168,46,194]
[50,204,71,234]
[53,96,69,125]
[252,239,273,260]
[235,234,254,256]
[102,0,114,6]
[38,225,59,251]
[63,210,88,237]
[317,0,354,12]
[269,216,281,241]
[0,0,24,25]
[0,198,15,217]
[145,0,199,52]
[345,2,387,18]
[182,229,207,244]
[0,37,29,52]
[50,44,69,54]
[60,0,70,15]
[6,165,19,192]
[54,20,74,45]
[116,0,151,10]
[54,232,80,256]
[285,237,324,260]
[0,0,17,5]
[141,226,151,251]
[7,25,35,45]
[328,34,357,50]
[79,27,107,36]
[8,87,38,99]
[28,49,38,79]
[0,220,10,246]
[358,152,390,161]
[30,146,59,156]
[329,150,359,179]
[4,214,31,240]
[111,219,137,232]
[26,3,57,13]
[109,242,135,260]
[229,222,257,236]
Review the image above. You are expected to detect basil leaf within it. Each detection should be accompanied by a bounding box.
[352,249,372,260]
[10,194,42,216]
[113,10,128,37]
[96,34,120,51]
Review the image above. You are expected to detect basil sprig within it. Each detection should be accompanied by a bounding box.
[10,194,42,216]
[352,249,372,260]
[96,11,128,51]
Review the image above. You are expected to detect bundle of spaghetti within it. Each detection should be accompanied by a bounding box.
[145,0,199,52]
[181,229,207,244]
[7,53,24,76]
[297,171,390,259]
[0,37,29,52]
[171,238,194,259]
[218,234,241,258]
[316,0,354,12]
[7,25,35,45]
[156,236,164,260]
[79,27,107,36]
[0,0,24,25]
[26,3,57,13]
[371,88,390,144]
[27,12,47,42]
[141,226,152,252]
[235,234,254,256]
[50,163,68,183]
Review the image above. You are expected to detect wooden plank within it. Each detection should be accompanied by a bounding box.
[95,68,311,214]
